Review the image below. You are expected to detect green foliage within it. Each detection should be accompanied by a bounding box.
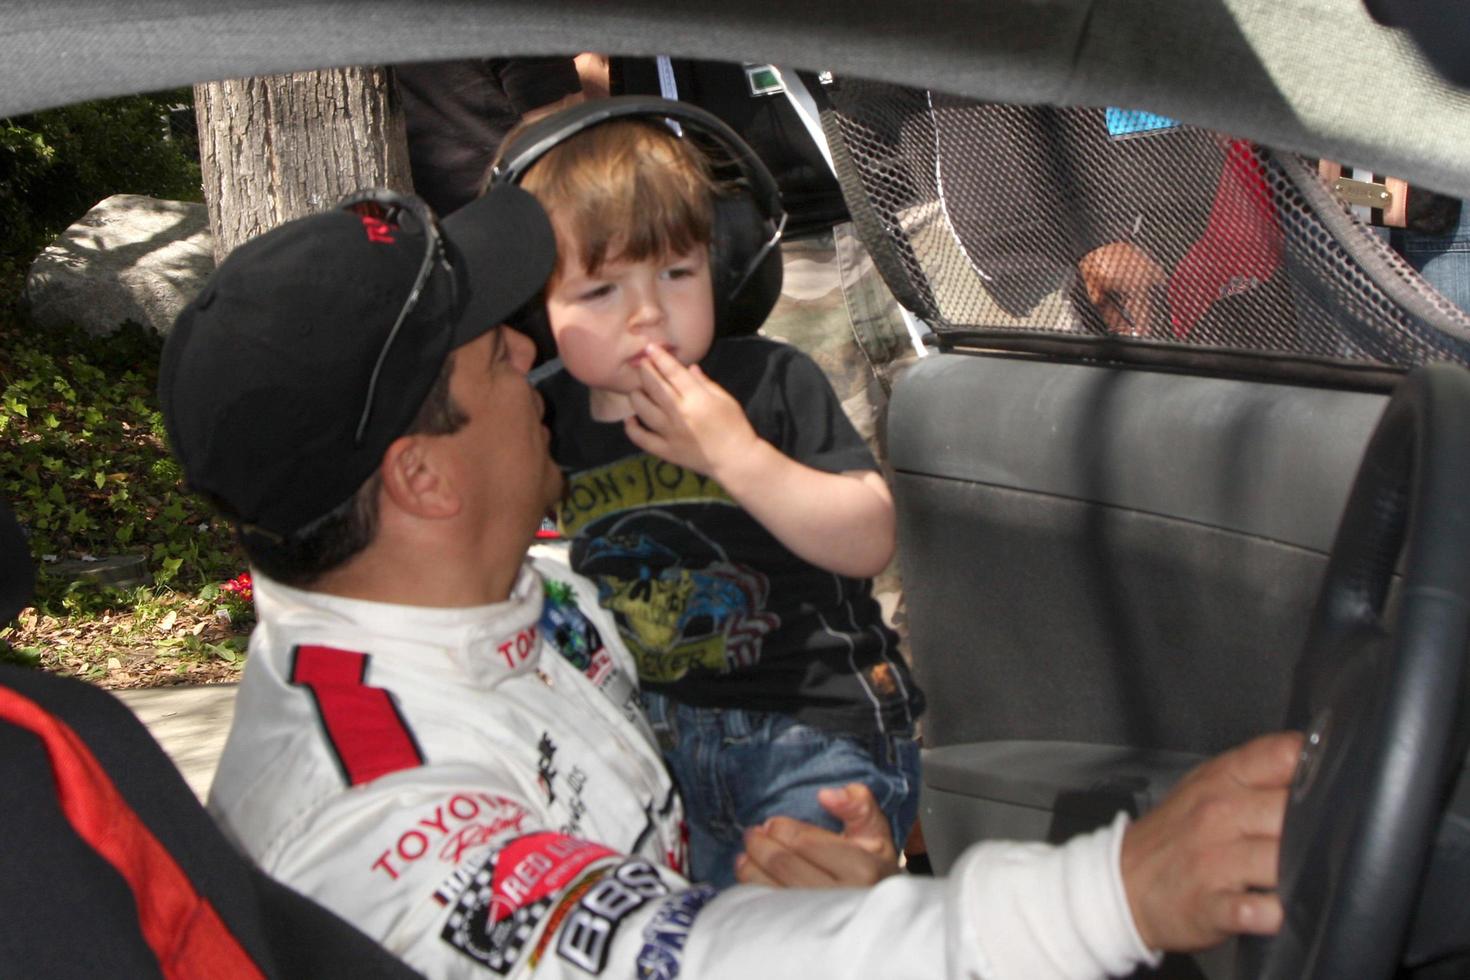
[0,638,41,667]
[0,92,248,684]
[0,317,245,617]
[0,89,201,284]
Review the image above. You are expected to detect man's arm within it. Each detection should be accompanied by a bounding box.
[261,764,701,980]
[733,733,1301,977]
[624,343,896,578]
[264,734,1296,980]
[262,761,951,979]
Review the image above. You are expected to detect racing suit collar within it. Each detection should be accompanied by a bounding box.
[249,563,547,683]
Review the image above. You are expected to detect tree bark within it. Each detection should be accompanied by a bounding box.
[194,66,412,264]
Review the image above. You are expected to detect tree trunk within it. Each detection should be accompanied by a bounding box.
[194,66,412,264]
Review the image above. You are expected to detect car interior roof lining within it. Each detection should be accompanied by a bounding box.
[1,0,1468,199]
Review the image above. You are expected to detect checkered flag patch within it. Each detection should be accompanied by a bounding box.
[442,864,552,975]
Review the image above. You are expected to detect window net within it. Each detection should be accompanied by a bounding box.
[822,78,1470,372]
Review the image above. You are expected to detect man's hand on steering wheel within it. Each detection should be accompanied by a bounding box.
[1123,732,1301,952]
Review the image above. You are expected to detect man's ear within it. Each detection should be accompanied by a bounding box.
[379,434,460,520]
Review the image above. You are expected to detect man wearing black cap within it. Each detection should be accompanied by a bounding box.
[159,184,1300,979]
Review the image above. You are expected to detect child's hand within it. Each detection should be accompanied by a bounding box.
[625,344,759,479]
[626,345,895,578]
[733,784,900,888]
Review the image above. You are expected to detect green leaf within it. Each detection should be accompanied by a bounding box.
[0,644,42,667]
[93,471,106,489]
[209,643,240,663]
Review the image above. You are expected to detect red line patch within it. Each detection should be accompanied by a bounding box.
[291,645,423,786]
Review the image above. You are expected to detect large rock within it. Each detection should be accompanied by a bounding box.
[24,194,214,337]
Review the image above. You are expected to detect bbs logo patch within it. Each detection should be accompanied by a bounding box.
[557,859,670,973]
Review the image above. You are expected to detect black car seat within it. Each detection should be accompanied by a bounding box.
[0,496,419,979]
[0,663,424,978]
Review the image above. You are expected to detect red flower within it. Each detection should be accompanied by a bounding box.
[220,571,253,602]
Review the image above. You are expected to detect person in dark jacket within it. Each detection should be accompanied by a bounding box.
[396,57,584,215]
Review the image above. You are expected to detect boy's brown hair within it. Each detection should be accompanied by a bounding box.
[494,118,720,280]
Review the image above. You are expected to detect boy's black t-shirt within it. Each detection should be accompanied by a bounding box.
[540,336,923,737]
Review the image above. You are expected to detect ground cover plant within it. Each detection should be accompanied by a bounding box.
[1,93,247,687]
[0,311,251,686]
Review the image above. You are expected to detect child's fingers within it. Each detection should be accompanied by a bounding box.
[818,784,895,858]
[642,344,695,396]
[635,354,681,409]
[733,850,780,887]
[623,423,660,459]
[628,388,670,432]
[684,362,719,395]
[740,827,838,888]
[623,413,665,456]
[760,819,896,886]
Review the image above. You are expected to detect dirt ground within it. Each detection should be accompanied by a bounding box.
[5,603,246,689]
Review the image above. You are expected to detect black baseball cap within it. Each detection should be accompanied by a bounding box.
[159,185,556,539]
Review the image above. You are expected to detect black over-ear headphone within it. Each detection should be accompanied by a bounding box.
[488,96,788,362]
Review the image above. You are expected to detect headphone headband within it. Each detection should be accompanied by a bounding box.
[490,95,787,351]
[490,95,785,225]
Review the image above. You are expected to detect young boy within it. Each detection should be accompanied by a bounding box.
[514,115,924,888]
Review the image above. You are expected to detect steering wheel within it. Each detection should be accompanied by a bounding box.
[1245,363,1470,979]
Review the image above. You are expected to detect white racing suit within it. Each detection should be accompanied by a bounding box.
[208,558,1159,979]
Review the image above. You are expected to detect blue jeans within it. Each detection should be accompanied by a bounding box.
[1396,203,1470,315]
[641,690,921,889]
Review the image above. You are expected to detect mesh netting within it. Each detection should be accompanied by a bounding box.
[823,78,1470,370]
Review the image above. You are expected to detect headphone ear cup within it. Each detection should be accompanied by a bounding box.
[709,190,783,336]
